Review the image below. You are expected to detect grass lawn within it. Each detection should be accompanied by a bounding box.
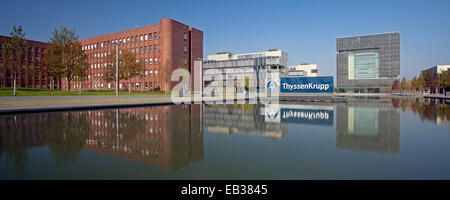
[0,88,166,96]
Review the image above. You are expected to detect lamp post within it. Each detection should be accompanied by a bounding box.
[114,41,121,96]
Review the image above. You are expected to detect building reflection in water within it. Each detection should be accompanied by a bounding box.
[0,104,204,174]
[203,103,289,139]
[336,98,400,155]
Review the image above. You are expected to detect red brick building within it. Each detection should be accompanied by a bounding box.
[70,18,203,92]
[0,36,51,89]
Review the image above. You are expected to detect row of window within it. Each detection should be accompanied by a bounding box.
[82,32,159,51]
[88,70,158,80]
[80,82,160,90]
[88,45,158,60]
[89,57,159,70]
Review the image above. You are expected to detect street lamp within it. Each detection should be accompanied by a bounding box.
[113,40,122,96]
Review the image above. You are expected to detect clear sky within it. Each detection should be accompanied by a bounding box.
[1,0,449,79]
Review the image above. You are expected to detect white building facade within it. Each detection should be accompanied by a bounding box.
[203,49,288,94]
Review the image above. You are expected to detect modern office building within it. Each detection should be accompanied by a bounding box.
[336,32,400,93]
[203,49,288,93]
[67,18,203,92]
[0,36,50,89]
[285,63,319,77]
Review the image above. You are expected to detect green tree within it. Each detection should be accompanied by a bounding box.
[4,25,27,96]
[437,70,450,95]
[71,42,89,95]
[412,75,425,94]
[44,26,79,91]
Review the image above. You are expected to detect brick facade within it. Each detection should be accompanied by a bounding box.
[0,36,50,89]
[68,18,203,92]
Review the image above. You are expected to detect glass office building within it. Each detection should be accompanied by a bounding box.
[337,33,400,93]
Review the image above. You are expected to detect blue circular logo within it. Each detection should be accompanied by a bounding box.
[267,81,278,92]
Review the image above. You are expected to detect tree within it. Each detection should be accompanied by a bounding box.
[400,77,408,93]
[178,61,189,95]
[44,26,79,91]
[71,42,89,95]
[4,25,27,96]
[421,71,436,93]
[411,75,425,94]
[160,60,173,94]
[103,50,140,94]
[391,79,401,92]
[437,70,450,95]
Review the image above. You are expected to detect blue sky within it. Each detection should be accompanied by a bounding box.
[1,0,449,79]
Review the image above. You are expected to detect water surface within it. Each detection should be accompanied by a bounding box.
[1,97,449,179]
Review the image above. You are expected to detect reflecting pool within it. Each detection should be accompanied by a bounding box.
[1,98,449,179]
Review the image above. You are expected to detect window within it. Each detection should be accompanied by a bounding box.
[155,82,158,89]
[154,45,157,52]
[131,37,134,43]
[149,82,152,89]
[28,47,33,51]
[184,32,187,40]
[145,59,148,65]
[145,34,148,40]
[135,36,138,43]
[123,38,126,43]
[145,82,148,88]
[149,33,152,40]
[0,43,3,48]
[155,70,158,77]
[132,48,135,53]
[343,49,380,80]
[184,45,187,52]
[154,32,157,40]
[149,58,153,65]
[135,48,138,54]
[184,57,187,64]
[149,45,152,53]
[127,37,130,43]
[140,47,143,54]
[154,58,158,65]
[144,46,147,53]
[140,35,143,41]
[149,70,153,76]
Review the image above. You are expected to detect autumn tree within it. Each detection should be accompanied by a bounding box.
[44,26,80,90]
[160,59,173,94]
[4,25,27,96]
[103,49,140,94]
[71,42,89,95]
[421,71,436,93]
[437,70,450,95]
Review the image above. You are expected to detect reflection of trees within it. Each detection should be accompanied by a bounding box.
[396,98,450,124]
[0,115,51,174]
[46,112,90,166]
[3,129,29,174]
